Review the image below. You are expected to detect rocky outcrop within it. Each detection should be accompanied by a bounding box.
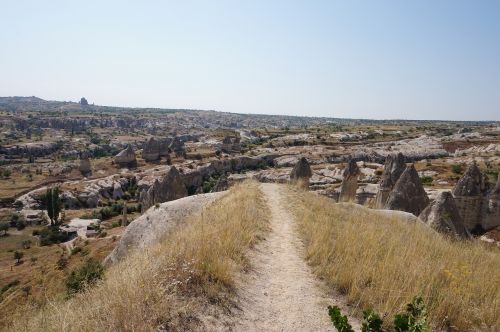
[385,164,429,216]
[112,182,124,200]
[0,141,62,157]
[484,175,500,230]
[142,137,161,162]
[452,162,490,232]
[104,192,225,266]
[374,153,406,208]
[114,145,137,168]
[140,166,188,212]
[290,157,312,185]
[221,135,241,153]
[79,156,92,176]
[170,137,185,157]
[339,159,360,202]
[419,191,471,239]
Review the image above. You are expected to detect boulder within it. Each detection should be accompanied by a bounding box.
[114,145,137,168]
[419,191,471,239]
[104,192,225,266]
[290,157,312,185]
[142,137,161,162]
[452,162,490,232]
[140,166,188,211]
[339,159,360,202]
[374,153,406,208]
[385,164,429,216]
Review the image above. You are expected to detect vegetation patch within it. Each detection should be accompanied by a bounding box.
[288,187,500,331]
[9,181,269,331]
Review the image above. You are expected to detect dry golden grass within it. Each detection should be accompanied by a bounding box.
[7,181,269,331]
[287,186,500,331]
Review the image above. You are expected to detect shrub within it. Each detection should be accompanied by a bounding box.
[35,226,70,246]
[362,309,383,332]
[65,258,104,295]
[420,176,433,186]
[394,296,429,332]
[0,222,9,236]
[57,256,68,270]
[328,305,353,332]
[452,164,464,174]
[15,220,26,231]
[22,239,32,249]
[14,250,24,264]
[328,296,428,332]
[71,246,82,255]
[1,280,20,295]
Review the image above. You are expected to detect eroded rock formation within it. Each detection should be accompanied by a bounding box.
[142,137,161,162]
[484,175,500,230]
[452,162,490,232]
[419,191,471,239]
[114,145,137,168]
[79,155,91,176]
[374,152,406,208]
[140,166,188,212]
[339,159,360,202]
[384,164,429,216]
[290,157,312,186]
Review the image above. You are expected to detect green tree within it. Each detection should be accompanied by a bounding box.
[0,222,9,235]
[14,250,24,264]
[45,187,62,225]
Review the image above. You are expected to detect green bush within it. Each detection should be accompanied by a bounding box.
[35,226,70,246]
[394,297,429,332]
[420,176,433,186]
[452,164,464,174]
[328,305,353,332]
[0,222,9,235]
[65,258,104,295]
[71,246,82,255]
[328,296,429,332]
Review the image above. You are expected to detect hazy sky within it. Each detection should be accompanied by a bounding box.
[1,1,499,120]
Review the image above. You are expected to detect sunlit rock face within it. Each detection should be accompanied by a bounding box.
[140,166,188,212]
[290,157,312,186]
[114,145,137,168]
[452,162,490,232]
[384,164,429,216]
[339,158,360,202]
[419,191,471,239]
[374,152,406,208]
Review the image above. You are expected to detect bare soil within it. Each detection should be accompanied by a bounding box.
[233,183,360,331]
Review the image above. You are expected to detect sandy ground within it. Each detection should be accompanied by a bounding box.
[233,183,360,332]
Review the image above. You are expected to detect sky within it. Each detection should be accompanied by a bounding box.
[0,1,499,121]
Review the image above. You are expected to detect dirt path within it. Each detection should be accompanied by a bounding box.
[233,183,360,331]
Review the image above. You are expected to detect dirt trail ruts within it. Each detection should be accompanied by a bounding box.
[233,183,360,331]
